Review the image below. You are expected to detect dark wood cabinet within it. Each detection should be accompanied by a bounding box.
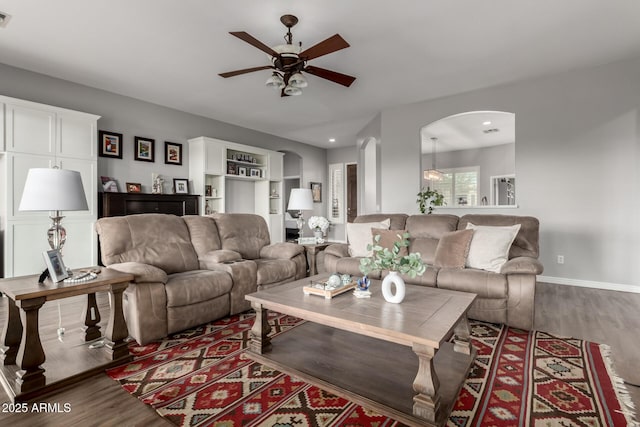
[99,192,199,218]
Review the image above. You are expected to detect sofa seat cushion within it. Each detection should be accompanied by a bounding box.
[255,259,297,286]
[165,270,233,307]
[331,257,380,278]
[436,268,507,299]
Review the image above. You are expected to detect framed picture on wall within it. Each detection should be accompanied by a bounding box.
[164,141,182,165]
[134,136,155,162]
[173,178,189,194]
[310,182,322,203]
[98,130,123,159]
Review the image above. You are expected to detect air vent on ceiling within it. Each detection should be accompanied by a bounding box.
[0,12,12,28]
[483,128,500,134]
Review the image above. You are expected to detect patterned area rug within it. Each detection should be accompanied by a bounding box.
[107,312,637,427]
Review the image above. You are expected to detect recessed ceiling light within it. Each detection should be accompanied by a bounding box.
[482,121,492,126]
[0,12,11,28]
[329,138,336,143]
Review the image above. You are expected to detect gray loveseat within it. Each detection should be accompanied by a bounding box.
[96,213,306,344]
[323,213,543,330]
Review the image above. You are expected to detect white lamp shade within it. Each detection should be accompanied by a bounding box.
[19,168,88,211]
[287,188,313,211]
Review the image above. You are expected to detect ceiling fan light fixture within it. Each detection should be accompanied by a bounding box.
[265,73,285,90]
[289,72,308,88]
[284,85,302,96]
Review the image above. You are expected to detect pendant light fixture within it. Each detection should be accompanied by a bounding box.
[423,137,444,181]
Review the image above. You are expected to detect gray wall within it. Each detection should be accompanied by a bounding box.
[422,143,515,202]
[0,62,327,219]
[378,56,640,289]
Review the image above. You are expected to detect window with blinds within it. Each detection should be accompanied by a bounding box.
[430,166,479,207]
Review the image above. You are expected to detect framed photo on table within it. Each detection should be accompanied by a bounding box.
[164,141,183,165]
[43,249,69,282]
[98,130,123,159]
[174,178,189,194]
[126,182,142,193]
[134,137,155,162]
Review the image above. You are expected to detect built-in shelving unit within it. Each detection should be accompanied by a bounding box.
[189,136,284,242]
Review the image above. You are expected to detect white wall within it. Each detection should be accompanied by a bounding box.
[378,56,640,289]
[0,62,328,220]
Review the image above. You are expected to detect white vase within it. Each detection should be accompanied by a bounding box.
[381,271,406,303]
[313,229,324,243]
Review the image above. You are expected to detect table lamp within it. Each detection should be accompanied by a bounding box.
[19,167,89,253]
[287,188,313,242]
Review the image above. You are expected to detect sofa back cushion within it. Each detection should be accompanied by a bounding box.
[458,214,539,259]
[213,213,270,260]
[95,214,199,274]
[405,214,460,265]
[182,215,222,257]
[354,213,408,230]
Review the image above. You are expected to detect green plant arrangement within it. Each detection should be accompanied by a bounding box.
[416,187,445,214]
[359,232,427,278]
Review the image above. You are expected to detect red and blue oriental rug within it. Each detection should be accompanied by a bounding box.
[107,312,637,426]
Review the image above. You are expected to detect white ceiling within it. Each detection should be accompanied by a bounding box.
[421,111,515,154]
[1,1,640,149]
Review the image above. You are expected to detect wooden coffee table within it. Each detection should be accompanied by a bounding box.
[0,267,134,402]
[245,274,477,427]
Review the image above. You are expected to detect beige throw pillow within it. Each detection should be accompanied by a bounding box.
[465,223,521,272]
[347,219,391,257]
[434,229,474,268]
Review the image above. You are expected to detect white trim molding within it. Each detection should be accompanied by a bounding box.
[538,275,640,294]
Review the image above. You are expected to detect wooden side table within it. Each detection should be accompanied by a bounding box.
[0,268,134,402]
[300,242,333,275]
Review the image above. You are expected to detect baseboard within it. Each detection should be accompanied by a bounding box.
[538,275,640,294]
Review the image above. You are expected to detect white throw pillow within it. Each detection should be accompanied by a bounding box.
[346,219,391,257]
[465,223,521,273]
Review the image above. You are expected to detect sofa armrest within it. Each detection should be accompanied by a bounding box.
[200,249,242,264]
[324,243,349,258]
[260,242,304,260]
[107,262,168,284]
[500,257,544,275]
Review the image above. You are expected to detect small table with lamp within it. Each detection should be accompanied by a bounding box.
[0,267,134,402]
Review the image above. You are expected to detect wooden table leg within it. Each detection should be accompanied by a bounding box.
[249,302,272,354]
[453,315,472,355]
[307,247,318,276]
[0,298,22,365]
[82,292,102,342]
[412,342,441,423]
[15,297,46,393]
[103,283,131,362]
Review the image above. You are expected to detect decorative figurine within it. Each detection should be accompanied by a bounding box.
[151,173,164,194]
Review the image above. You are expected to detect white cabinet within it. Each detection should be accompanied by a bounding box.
[0,95,100,278]
[188,136,284,242]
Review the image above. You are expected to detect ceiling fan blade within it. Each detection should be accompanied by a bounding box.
[304,65,356,87]
[229,31,279,57]
[299,34,350,60]
[219,65,273,78]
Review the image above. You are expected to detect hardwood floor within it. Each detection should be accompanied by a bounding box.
[0,282,638,425]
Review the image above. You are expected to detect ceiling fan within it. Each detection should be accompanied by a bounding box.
[219,14,356,96]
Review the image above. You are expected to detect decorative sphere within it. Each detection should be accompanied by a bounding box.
[327,274,342,288]
[341,274,351,285]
